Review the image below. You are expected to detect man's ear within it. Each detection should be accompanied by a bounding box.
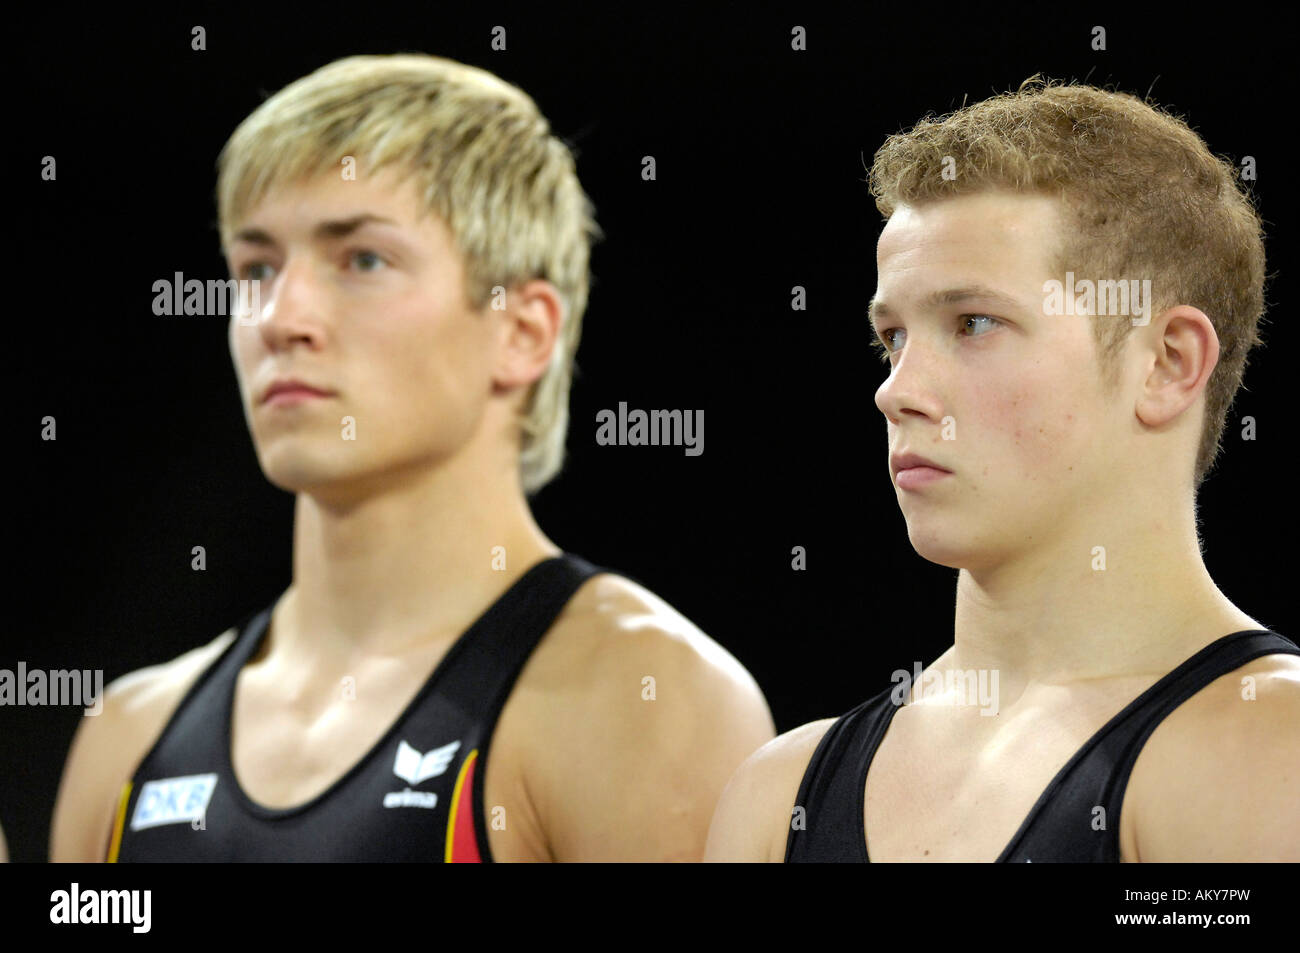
[1134,305,1220,428]
[491,279,565,394]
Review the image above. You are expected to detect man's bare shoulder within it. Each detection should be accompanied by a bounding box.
[1129,649,1300,861]
[1134,649,1300,756]
[501,570,776,860]
[539,571,768,702]
[704,718,838,862]
[50,626,238,861]
[106,628,239,716]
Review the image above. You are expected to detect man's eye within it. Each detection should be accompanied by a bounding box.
[872,315,997,364]
[239,262,274,281]
[961,314,999,335]
[350,250,387,272]
[873,328,903,363]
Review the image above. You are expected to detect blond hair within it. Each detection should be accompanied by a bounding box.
[217,54,600,494]
[868,75,1267,489]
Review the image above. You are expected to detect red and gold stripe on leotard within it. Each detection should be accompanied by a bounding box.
[444,749,482,863]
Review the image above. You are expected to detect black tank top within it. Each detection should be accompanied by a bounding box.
[785,629,1299,862]
[108,554,604,862]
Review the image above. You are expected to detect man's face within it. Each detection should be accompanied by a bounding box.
[871,190,1125,570]
[225,168,496,497]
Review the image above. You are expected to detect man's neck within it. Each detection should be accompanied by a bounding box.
[273,447,559,661]
[945,500,1261,706]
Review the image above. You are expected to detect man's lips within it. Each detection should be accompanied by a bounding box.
[894,466,951,490]
[890,451,951,479]
[259,380,337,405]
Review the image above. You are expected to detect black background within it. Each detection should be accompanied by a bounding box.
[7,4,1294,863]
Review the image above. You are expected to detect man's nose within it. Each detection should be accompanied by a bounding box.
[255,258,330,350]
[874,342,945,424]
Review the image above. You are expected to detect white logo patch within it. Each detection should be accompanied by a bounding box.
[384,739,461,810]
[392,739,460,785]
[130,773,218,830]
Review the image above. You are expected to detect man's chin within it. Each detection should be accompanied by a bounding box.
[258,454,360,496]
[905,525,977,571]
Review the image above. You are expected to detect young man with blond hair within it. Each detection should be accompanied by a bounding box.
[706,77,1299,862]
[51,53,773,862]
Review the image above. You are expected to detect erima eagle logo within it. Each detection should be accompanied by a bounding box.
[383,739,461,809]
